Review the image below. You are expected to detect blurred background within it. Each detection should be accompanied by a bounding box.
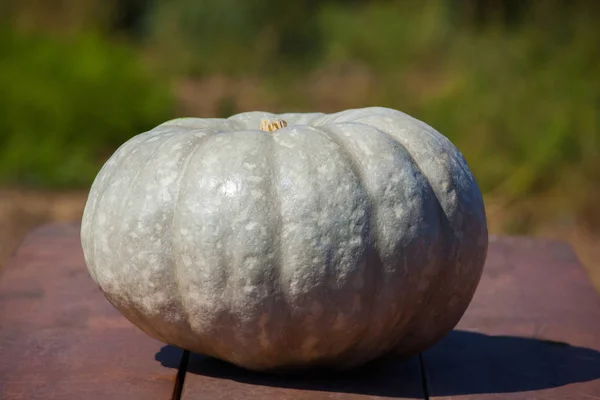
[0,0,599,290]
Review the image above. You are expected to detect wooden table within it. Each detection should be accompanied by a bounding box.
[1,223,599,399]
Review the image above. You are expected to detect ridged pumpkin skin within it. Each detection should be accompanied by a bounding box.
[81,106,488,371]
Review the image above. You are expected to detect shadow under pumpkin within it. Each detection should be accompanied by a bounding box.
[155,330,600,398]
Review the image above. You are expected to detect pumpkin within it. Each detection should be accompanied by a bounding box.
[81,106,487,371]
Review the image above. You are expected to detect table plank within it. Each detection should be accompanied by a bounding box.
[3,224,600,400]
[181,235,600,400]
[0,223,182,400]
[423,235,600,399]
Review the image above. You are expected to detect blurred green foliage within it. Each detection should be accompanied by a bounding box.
[1,0,599,229]
[311,1,600,199]
[0,29,173,187]
[145,0,325,75]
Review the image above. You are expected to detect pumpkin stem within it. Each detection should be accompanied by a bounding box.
[260,119,287,132]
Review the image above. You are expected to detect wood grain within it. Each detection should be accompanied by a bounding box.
[423,235,600,399]
[2,225,599,400]
[0,223,182,400]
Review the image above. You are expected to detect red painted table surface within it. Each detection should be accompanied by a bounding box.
[1,223,599,399]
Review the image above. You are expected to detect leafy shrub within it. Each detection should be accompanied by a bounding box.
[0,29,173,187]
[144,0,335,76]
[317,1,600,208]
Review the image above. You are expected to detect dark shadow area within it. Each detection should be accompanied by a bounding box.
[157,344,186,370]
[422,330,600,396]
[156,345,425,398]
[155,330,600,398]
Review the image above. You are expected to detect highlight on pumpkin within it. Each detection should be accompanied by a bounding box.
[260,119,288,132]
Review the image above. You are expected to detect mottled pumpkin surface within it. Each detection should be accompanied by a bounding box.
[81,106,488,371]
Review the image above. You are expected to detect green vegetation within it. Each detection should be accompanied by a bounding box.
[311,1,600,229]
[1,0,599,230]
[0,29,173,187]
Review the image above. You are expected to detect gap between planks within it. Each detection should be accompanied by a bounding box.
[172,350,191,400]
[419,352,431,400]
